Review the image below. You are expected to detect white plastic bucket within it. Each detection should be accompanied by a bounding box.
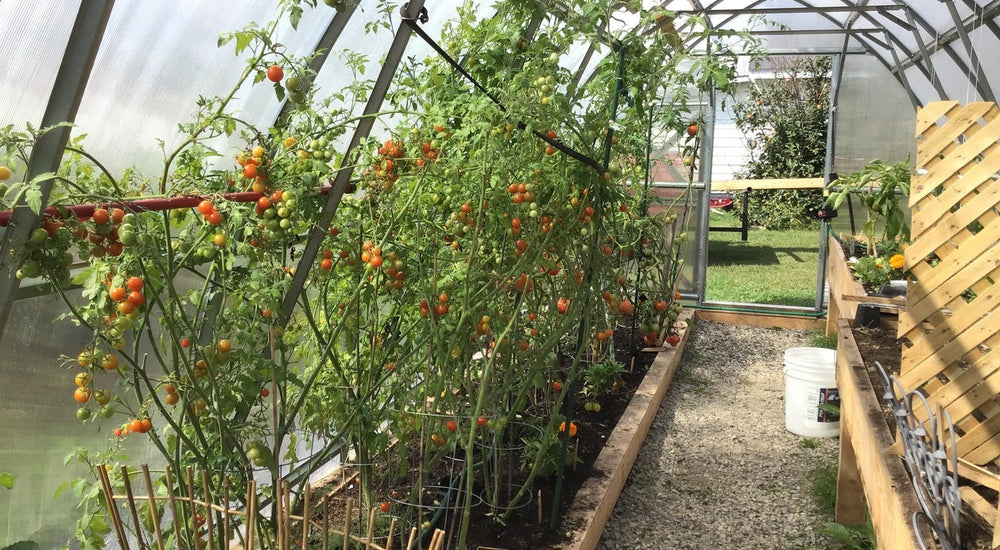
[783,347,839,438]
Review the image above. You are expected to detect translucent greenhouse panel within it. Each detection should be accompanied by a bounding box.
[834,54,915,175]
[0,291,158,547]
[0,0,81,143]
[70,1,336,177]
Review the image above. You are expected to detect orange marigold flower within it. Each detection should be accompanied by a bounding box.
[558,421,578,438]
[889,254,905,270]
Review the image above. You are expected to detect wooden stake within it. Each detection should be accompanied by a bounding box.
[343,499,353,550]
[200,469,215,548]
[365,507,377,550]
[405,527,417,550]
[141,465,166,550]
[246,480,257,550]
[185,467,198,550]
[386,517,397,550]
[118,466,148,550]
[164,466,182,550]
[302,484,312,550]
[322,493,330,550]
[429,529,445,550]
[97,465,131,550]
[537,490,543,525]
[222,475,231,550]
[284,481,292,550]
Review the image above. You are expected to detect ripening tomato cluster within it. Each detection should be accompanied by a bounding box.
[72,349,117,422]
[107,276,146,316]
[420,293,450,317]
[196,199,223,226]
[114,417,152,438]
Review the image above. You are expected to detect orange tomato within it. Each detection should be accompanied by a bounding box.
[100,354,119,371]
[108,286,127,302]
[74,386,92,403]
[217,339,232,353]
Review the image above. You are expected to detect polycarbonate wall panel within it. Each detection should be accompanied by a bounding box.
[0,291,158,547]
[834,54,915,175]
[0,0,81,156]
[72,1,336,177]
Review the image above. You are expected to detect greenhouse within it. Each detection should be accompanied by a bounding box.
[1,1,999,549]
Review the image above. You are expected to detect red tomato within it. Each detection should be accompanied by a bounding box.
[446,420,457,432]
[266,65,284,82]
[552,381,562,392]
[197,200,214,215]
[126,277,144,292]
[380,501,391,513]
[243,164,259,179]
[477,416,487,427]
[127,291,145,307]
[686,123,699,136]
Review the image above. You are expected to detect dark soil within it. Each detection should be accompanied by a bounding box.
[308,323,661,550]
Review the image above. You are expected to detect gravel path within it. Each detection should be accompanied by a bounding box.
[598,319,840,550]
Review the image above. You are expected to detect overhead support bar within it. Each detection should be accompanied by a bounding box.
[904,7,947,102]
[884,31,921,110]
[0,1,115,337]
[894,0,1000,75]
[942,0,996,103]
[674,6,906,16]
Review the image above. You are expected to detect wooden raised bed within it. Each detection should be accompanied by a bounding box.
[824,234,867,337]
[834,318,925,549]
[559,309,693,550]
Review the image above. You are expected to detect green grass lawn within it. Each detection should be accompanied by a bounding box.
[704,211,821,307]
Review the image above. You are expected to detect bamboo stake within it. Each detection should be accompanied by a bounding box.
[246,480,257,550]
[404,527,417,550]
[365,507,377,550]
[284,481,292,550]
[222,475,231,550]
[385,518,397,550]
[119,466,148,550]
[277,481,285,550]
[200,470,215,548]
[141,466,166,550]
[185,467,199,550]
[97,465,131,550]
[537,490,542,525]
[343,499,353,550]
[322,493,330,550]
[429,529,445,550]
[164,466,182,550]
[302,484,312,550]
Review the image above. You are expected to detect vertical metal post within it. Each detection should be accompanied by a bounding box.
[815,53,844,313]
[694,89,716,306]
[0,1,115,337]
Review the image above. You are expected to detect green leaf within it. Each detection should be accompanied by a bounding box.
[273,81,286,102]
[0,472,13,489]
[24,187,42,213]
[234,31,253,54]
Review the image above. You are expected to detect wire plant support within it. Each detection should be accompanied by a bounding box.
[875,361,962,550]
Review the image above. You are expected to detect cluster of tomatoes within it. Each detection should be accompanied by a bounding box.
[107,276,146,316]
[366,138,406,192]
[114,417,152,438]
[419,293,450,318]
[252,189,299,244]
[196,199,224,227]
[72,350,117,421]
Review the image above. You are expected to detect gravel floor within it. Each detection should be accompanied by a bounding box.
[598,319,840,550]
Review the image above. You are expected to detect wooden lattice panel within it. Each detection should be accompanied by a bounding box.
[898,101,1000,466]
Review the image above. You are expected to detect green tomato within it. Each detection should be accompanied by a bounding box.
[20,260,41,278]
[76,407,92,421]
[30,228,48,244]
[98,405,115,418]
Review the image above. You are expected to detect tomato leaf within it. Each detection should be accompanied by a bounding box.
[0,472,13,490]
[273,81,286,102]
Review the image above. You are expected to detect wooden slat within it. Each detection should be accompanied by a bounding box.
[710,177,824,191]
[901,101,1000,467]
[836,321,923,549]
[915,101,960,141]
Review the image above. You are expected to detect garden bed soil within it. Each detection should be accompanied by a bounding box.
[309,322,666,550]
